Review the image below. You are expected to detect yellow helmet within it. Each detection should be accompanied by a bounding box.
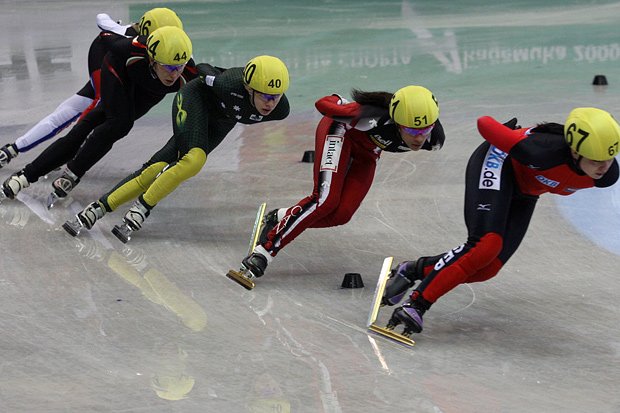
[243,55,290,94]
[389,85,439,128]
[146,26,192,65]
[139,7,183,36]
[564,107,620,161]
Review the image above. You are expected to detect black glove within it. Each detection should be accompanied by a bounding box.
[502,118,521,130]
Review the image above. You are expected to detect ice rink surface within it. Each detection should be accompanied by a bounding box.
[1,1,620,412]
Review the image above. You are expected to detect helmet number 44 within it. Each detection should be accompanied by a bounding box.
[148,40,187,63]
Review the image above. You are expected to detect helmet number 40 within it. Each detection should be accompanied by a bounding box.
[268,79,282,88]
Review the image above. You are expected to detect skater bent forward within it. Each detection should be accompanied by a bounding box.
[63,55,291,242]
[383,107,619,336]
[237,85,446,282]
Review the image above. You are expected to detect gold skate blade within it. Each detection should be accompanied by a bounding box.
[367,257,394,327]
[248,202,267,255]
[226,269,255,290]
[369,324,415,347]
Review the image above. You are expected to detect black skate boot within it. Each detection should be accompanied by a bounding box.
[241,252,268,278]
[227,247,271,290]
[258,209,280,245]
[1,171,30,200]
[63,201,106,237]
[381,258,426,306]
[48,168,80,208]
[0,143,18,169]
[386,291,432,337]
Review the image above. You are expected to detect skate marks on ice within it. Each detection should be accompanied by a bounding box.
[367,257,416,347]
[226,202,267,290]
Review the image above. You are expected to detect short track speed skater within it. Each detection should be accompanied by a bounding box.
[226,202,267,290]
[367,257,416,347]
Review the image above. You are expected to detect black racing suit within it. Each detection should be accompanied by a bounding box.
[21,35,198,183]
[411,116,619,312]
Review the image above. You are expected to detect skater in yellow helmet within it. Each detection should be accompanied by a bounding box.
[229,85,445,288]
[0,7,183,171]
[2,24,197,204]
[62,55,290,243]
[382,107,619,338]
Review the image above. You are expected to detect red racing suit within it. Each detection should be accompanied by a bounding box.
[261,94,445,257]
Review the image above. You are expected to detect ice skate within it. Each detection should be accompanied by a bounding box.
[226,250,269,291]
[226,267,256,290]
[112,223,133,244]
[246,202,267,255]
[1,171,30,201]
[225,203,267,290]
[386,302,424,337]
[366,257,415,346]
[112,199,150,243]
[381,259,424,306]
[63,216,84,237]
[47,168,79,209]
[0,143,18,169]
[258,208,280,245]
[62,202,106,237]
[373,292,430,346]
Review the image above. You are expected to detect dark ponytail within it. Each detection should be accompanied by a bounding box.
[351,89,392,109]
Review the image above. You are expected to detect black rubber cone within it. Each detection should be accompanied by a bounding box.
[341,272,364,288]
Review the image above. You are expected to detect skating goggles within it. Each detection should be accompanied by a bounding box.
[157,62,187,73]
[255,91,282,102]
[400,124,435,136]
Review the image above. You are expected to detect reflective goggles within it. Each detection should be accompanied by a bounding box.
[158,62,186,73]
[255,91,282,102]
[400,123,435,136]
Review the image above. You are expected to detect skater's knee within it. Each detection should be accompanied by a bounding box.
[477,232,503,260]
[326,204,357,226]
[467,258,503,283]
[461,232,503,273]
[176,148,207,179]
[105,119,134,139]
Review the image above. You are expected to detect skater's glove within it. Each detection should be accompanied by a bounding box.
[331,94,350,105]
[502,117,521,130]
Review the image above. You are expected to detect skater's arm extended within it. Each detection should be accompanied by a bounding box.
[315,95,360,124]
[477,116,527,154]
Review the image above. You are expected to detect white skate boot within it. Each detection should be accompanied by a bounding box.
[62,201,106,237]
[112,199,151,243]
[1,171,29,200]
[0,143,18,169]
[48,168,80,208]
